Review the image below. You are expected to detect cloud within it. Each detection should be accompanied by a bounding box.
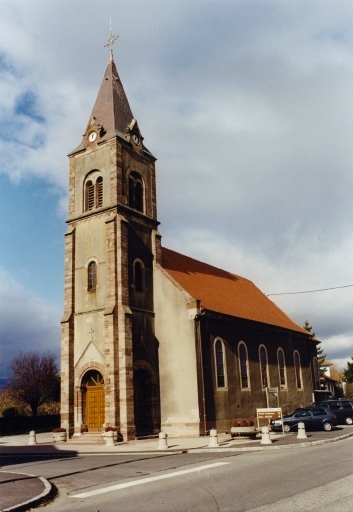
[0,268,61,379]
[1,0,353,372]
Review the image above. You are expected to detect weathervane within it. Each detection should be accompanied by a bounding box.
[104,18,118,58]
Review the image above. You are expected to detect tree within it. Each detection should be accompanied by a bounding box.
[6,352,60,417]
[345,382,353,400]
[303,320,315,338]
[343,357,353,384]
[303,320,326,375]
[330,364,344,382]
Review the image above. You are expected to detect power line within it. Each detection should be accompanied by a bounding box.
[267,284,353,297]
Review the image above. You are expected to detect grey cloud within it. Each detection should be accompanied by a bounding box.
[0,284,60,379]
[1,0,353,369]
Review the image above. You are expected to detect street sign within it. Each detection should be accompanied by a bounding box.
[256,407,282,429]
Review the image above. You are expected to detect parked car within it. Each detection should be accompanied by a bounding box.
[313,400,353,425]
[270,407,337,432]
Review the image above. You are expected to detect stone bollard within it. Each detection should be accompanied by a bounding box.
[28,430,36,445]
[208,428,219,447]
[260,426,272,445]
[158,431,168,449]
[297,421,307,439]
[106,430,115,446]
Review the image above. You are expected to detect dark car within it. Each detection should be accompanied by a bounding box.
[313,400,353,425]
[270,407,337,432]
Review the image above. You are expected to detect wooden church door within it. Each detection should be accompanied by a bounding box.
[86,385,105,431]
[83,371,105,431]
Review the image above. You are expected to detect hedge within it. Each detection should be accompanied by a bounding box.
[0,415,60,435]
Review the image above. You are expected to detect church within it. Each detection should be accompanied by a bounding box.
[60,45,319,440]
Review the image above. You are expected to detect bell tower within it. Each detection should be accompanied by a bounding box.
[61,37,161,440]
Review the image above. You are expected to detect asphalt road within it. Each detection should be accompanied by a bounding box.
[3,437,353,511]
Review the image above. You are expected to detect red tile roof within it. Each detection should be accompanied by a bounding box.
[161,247,310,336]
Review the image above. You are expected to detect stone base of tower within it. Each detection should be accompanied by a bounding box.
[120,425,136,441]
[161,420,202,438]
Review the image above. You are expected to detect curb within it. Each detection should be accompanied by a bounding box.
[2,430,353,456]
[188,429,353,453]
[0,471,56,512]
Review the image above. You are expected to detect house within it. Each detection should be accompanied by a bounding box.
[315,360,343,400]
[60,46,319,440]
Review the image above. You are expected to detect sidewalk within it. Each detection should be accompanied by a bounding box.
[1,427,353,511]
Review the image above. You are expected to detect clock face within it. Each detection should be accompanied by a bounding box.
[132,134,139,145]
[88,131,97,142]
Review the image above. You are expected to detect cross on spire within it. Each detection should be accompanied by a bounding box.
[104,18,118,59]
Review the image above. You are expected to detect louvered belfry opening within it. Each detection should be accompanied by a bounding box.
[85,180,95,211]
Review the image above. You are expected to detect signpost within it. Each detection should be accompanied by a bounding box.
[266,386,279,408]
[256,407,282,430]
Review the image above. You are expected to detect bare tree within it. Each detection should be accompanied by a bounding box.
[7,352,60,417]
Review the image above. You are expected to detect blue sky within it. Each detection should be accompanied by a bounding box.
[2,0,353,377]
[0,176,64,306]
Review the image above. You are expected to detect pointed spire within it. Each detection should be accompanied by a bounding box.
[83,20,134,140]
[69,30,154,157]
[89,55,134,140]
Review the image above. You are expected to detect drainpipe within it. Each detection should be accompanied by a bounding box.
[195,310,207,435]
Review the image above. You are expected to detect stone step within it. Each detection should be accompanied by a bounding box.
[67,433,105,445]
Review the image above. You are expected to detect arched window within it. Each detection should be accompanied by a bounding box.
[133,259,145,293]
[259,345,269,388]
[84,172,103,212]
[277,348,287,388]
[313,357,320,390]
[87,261,97,291]
[128,171,144,213]
[214,338,226,388]
[85,180,95,211]
[238,342,249,389]
[128,176,135,206]
[96,176,103,207]
[135,179,143,212]
[294,351,303,389]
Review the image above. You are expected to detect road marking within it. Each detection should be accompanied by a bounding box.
[70,462,230,498]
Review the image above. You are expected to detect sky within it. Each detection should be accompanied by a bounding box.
[1,0,353,378]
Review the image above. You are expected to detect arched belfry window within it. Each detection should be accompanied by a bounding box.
[214,338,226,388]
[259,345,269,388]
[87,261,97,291]
[128,171,144,213]
[133,259,145,293]
[294,351,303,389]
[238,342,249,389]
[277,348,287,388]
[85,180,95,211]
[96,176,103,207]
[84,171,103,212]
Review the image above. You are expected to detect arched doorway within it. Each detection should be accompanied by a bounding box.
[134,368,155,436]
[82,370,105,431]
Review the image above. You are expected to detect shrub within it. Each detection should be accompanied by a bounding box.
[232,419,255,427]
[2,406,18,418]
